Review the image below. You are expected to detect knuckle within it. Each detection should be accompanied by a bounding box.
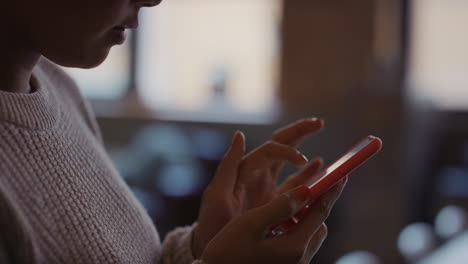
[262,141,279,156]
[321,188,340,204]
[319,224,328,239]
[332,182,344,194]
[264,140,276,149]
[335,184,345,196]
[318,199,332,218]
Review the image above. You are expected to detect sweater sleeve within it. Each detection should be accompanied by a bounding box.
[161,223,207,264]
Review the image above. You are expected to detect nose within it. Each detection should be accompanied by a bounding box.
[137,0,162,7]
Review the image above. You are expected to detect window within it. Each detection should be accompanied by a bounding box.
[63,39,131,99]
[407,0,468,111]
[64,0,282,123]
[136,0,282,123]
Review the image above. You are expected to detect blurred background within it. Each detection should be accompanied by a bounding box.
[63,0,468,263]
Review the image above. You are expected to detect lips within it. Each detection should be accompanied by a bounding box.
[112,26,126,31]
[112,23,138,31]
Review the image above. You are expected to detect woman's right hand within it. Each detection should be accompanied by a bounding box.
[201,178,347,264]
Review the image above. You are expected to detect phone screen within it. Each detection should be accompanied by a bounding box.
[307,137,374,188]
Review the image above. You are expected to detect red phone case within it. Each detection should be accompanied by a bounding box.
[271,135,383,234]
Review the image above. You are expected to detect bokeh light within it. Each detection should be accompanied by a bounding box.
[398,223,437,260]
[435,205,467,239]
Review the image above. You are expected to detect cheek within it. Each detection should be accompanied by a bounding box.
[63,0,129,38]
[85,0,130,31]
[34,0,130,68]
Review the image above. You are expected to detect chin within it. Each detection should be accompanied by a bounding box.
[47,46,112,69]
[75,55,109,69]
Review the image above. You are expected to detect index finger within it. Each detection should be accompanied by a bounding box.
[241,141,308,173]
[272,118,324,147]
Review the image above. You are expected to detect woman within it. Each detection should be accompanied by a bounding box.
[0,0,346,263]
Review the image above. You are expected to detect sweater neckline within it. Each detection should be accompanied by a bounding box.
[0,65,60,130]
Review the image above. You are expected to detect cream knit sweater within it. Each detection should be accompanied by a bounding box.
[0,57,204,264]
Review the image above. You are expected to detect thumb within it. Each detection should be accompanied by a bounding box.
[250,185,311,233]
[210,131,245,191]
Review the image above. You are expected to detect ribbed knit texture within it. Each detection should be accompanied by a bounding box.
[0,57,203,264]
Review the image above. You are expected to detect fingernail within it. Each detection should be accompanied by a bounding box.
[231,131,240,145]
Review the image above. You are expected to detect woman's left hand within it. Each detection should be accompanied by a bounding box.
[192,118,325,259]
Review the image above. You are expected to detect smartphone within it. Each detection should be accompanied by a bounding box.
[272,135,383,234]
[306,135,383,201]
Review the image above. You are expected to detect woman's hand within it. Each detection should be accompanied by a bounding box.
[192,118,325,258]
[237,118,325,210]
[201,179,347,264]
